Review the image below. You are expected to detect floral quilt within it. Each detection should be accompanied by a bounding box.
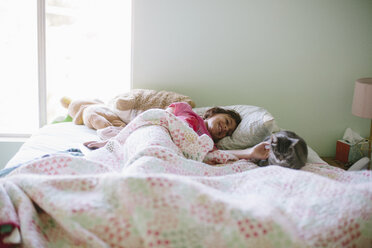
[1,109,372,248]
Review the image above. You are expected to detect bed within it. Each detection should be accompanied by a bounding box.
[1,105,371,248]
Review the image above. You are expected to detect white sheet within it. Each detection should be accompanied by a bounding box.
[5,122,326,169]
[5,123,97,169]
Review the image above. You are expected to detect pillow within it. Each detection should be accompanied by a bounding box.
[193,105,278,150]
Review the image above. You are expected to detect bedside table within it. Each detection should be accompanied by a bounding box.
[321,157,348,170]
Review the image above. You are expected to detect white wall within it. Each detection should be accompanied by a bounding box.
[0,141,23,169]
[131,0,372,156]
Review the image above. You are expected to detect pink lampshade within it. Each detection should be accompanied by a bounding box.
[352,78,372,119]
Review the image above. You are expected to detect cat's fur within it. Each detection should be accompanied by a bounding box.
[258,130,308,170]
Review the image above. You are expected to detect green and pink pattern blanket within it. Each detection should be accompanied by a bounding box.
[1,109,372,247]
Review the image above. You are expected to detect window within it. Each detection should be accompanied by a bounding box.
[0,0,132,137]
[0,0,39,136]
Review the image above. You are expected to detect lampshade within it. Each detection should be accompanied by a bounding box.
[352,78,372,119]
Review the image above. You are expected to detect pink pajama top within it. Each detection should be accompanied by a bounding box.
[168,102,213,141]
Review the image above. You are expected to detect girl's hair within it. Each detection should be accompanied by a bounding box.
[203,107,242,127]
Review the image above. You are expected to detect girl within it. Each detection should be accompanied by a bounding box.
[84,102,269,162]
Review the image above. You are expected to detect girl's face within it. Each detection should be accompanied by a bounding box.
[205,113,237,142]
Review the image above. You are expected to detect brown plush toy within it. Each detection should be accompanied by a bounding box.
[61,97,126,130]
[109,89,196,123]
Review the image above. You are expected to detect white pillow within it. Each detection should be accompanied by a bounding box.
[193,105,278,150]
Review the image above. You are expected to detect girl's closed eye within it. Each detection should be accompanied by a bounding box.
[227,118,235,136]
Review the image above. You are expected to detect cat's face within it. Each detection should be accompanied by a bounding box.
[270,135,298,161]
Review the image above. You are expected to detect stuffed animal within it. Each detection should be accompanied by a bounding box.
[61,97,126,130]
[109,89,196,123]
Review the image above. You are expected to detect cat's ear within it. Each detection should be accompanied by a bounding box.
[271,134,277,144]
[289,138,299,146]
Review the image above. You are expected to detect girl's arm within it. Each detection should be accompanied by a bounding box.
[84,140,108,150]
[225,142,270,160]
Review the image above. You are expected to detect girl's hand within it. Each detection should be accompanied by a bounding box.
[250,142,270,160]
[83,140,108,150]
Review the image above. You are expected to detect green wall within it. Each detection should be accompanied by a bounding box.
[132,0,372,156]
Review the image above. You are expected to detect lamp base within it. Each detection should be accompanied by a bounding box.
[348,157,370,171]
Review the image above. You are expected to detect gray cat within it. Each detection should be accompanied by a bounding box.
[258,130,308,170]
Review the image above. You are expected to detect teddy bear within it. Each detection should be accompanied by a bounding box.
[61,97,126,130]
[109,89,196,124]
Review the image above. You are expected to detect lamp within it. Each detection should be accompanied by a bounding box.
[352,78,372,169]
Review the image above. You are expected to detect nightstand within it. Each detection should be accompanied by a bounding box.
[321,157,348,170]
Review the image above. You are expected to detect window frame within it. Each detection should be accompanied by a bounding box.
[37,0,47,130]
